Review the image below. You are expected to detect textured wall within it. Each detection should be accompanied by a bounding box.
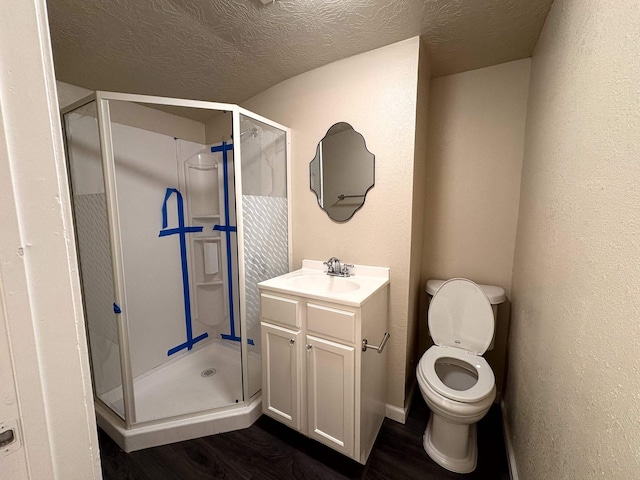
[507,1,640,478]
[419,59,530,395]
[405,39,431,402]
[421,59,530,292]
[242,38,421,410]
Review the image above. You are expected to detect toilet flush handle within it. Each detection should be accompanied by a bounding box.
[362,332,390,353]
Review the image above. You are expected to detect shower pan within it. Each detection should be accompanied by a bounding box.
[61,92,291,451]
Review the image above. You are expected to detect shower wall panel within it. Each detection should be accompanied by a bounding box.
[111,122,213,378]
[113,123,181,377]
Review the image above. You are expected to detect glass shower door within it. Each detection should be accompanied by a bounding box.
[236,111,291,399]
[64,100,125,419]
[105,98,243,423]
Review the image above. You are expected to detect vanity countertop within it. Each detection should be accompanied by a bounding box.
[258,259,389,307]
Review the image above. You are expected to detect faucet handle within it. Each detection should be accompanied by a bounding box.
[341,263,354,276]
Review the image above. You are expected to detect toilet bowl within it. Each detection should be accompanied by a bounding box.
[416,278,503,474]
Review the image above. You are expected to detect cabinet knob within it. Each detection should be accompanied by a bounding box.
[306,344,312,351]
[289,339,295,345]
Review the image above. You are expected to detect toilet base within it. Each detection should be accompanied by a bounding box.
[423,413,477,474]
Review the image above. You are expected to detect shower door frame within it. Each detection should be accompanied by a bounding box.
[233,107,293,400]
[62,91,292,431]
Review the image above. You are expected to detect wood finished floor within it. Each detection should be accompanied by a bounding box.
[98,391,509,480]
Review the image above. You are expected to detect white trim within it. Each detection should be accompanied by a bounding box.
[385,403,407,424]
[96,93,137,426]
[500,398,520,480]
[96,91,236,112]
[231,105,251,404]
[237,106,290,133]
[0,0,101,477]
[385,381,416,424]
[285,121,293,269]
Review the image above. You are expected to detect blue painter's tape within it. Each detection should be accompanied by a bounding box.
[167,333,209,357]
[220,142,236,339]
[210,143,233,153]
[214,141,253,346]
[159,188,208,356]
[113,303,121,314]
[213,224,236,233]
[159,226,202,237]
[221,334,254,345]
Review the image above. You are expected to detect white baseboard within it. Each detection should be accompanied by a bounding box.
[500,398,520,480]
[385,381,416,424]
[385,403,407,423]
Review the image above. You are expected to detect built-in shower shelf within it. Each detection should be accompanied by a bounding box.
[193,237,221,242]
[187,164,218,171]
[192,214,220,221]
[196,281,224,287]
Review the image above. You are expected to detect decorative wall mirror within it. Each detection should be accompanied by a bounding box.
[309,122,375,222]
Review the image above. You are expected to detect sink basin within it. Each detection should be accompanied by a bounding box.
[287,274,360,294]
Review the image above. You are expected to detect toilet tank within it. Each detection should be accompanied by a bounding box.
[425,279,506,350]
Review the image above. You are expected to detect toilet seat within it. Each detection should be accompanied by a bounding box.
[422,278,496,403]
[418,346,495,403]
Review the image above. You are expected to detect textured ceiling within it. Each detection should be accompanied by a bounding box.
[47,0,553,119]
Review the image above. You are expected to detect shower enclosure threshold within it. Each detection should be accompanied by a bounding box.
[96,392,261,452]
[96,338,262,452]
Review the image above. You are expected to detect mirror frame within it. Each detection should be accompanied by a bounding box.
[309,122,375,223]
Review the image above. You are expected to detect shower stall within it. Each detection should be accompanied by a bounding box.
[61,92,290,451]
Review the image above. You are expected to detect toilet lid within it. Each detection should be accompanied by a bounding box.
[428,278,494,355]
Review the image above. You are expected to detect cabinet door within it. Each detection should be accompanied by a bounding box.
[306,335,355,457]
[261,322,301,430]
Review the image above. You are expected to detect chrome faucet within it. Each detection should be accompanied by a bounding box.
[324,257,341,275]
[323,257,354,277]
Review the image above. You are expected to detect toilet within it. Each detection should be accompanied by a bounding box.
[416,278,506,474]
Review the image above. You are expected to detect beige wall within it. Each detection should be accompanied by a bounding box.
[405,39,431,400]
[419,59,531,394]
[506,1,640,479]
[204,111,232,144]
[56,80,92,108]
[242,37,422,410]
[421,59,530,291]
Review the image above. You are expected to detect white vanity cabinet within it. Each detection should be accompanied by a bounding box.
[305,333,355,456]
[258,265,389,465]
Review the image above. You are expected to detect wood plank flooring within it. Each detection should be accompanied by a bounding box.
[98,391,509,479]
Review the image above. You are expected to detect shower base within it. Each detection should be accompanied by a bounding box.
[96,338,262,452]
